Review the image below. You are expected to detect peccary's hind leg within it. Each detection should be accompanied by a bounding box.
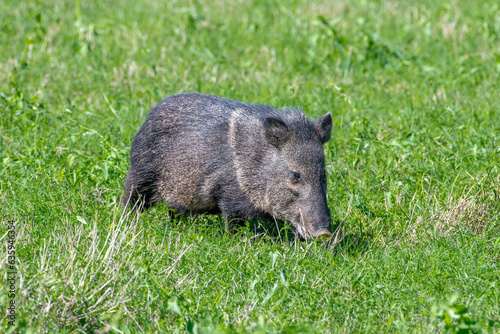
[122,170,159,211]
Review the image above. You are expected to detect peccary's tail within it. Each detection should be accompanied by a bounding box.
[122,169,159,211]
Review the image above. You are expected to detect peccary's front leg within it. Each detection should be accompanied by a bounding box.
[222,213,246,233]
[217,193,253,233]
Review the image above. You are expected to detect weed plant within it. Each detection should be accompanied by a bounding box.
[0,0,499,332]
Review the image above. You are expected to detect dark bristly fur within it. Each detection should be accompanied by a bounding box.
[123,93,333,239]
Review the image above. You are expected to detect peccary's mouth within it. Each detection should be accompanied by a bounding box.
[292,220,331,240]
[293,211,331,240]
[311,230,332,241]
[297,228,332,240]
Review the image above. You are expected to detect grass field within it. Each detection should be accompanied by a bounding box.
[1,0,499,332]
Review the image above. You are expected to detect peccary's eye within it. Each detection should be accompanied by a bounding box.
[289,171,301,184]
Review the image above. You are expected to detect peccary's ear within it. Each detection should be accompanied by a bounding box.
[263,117,290,148]
[315,112,332,144]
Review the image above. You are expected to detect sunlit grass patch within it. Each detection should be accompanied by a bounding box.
[1,0,499,332]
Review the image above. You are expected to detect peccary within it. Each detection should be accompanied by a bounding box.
[123,93,332,239]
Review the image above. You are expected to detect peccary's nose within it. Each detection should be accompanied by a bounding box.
[311,229,332,240]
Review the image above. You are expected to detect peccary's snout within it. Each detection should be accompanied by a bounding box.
[299,193,332,240]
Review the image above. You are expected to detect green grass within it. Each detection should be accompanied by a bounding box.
[1,0,499,332]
